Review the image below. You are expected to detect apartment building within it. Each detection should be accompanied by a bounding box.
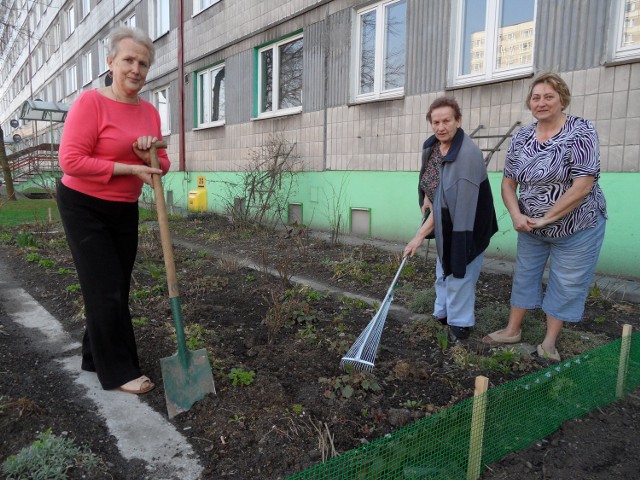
[1,0,639,276]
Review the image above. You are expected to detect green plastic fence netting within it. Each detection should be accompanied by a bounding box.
[288,332,639,480]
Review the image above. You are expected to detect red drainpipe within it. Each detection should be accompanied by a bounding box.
[178,0,186,171]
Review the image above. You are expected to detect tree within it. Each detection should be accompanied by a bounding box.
[0,126,17,201]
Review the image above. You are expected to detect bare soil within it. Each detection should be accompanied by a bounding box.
[1,212,639,479]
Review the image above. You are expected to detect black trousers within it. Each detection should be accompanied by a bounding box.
[57,182,141,389]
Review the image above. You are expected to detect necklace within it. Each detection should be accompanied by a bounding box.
[110,85,139,104]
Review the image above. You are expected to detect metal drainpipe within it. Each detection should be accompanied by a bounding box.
[178,0,186,171]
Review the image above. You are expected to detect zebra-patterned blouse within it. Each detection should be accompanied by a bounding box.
[504,115,607,238]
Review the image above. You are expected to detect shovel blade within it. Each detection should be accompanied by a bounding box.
[161,348,216,419]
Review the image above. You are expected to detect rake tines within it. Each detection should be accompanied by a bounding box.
[340,257,407,371]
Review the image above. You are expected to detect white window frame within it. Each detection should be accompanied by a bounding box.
[153,86,171,136]
[66,4,75,37]
[196,63,225,128]
[256,33,304,119]
[81,0,91,19]
[122,13,136,28]
[449,0,537,87]
[55,75,63,101]
[611,0,640,61]
[352,0,407,103]
[150,0,170,39]
[65,65,77,95]
[98,36,109,74]
[193,0,221,16]
[82,51,92,86]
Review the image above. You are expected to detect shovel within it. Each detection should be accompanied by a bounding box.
[150,141,216,419]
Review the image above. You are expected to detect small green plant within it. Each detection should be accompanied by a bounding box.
[185,324,211,350]
[319,371,381,399]
[401,399,423,410]
[16,232,37,248]
[478,348,523,374]
[0,232,13,243]
[132,317,149,327]
[228,414,246,424]
[198,249,208,258]
[38,258,56,269]
[65,283,82,293]
[25,252,41,262]
[338,295,370,311]
[436,328,449,351]
[292,404,304,414]
[56,267,73,275]
[228,368,255,386]
[297,323,317,340]
[303,288,323,302]
[593,316,606,325]
[245,273,257,281]
[409,289,436,314]
[2,429,105,479]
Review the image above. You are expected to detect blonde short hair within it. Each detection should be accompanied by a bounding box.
[108,26,155,66]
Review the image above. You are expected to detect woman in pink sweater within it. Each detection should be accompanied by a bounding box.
[57,27,170,394]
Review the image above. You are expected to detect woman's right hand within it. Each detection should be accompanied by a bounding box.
[511,212,532,232]
[404,236,424,257]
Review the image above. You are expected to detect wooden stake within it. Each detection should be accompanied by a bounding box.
[616,324,633,399]
[467,375,489,480]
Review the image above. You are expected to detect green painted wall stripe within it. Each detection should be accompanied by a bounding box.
[160,171,640,278]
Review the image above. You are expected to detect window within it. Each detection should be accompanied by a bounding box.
[123,12,136,28]
[81,0,91,19]
[66,4,75,37]
[98,37,109,74]
[257,33,303,117]
[612,0,640,60]
[196,64,225,127]
[153,86,171,135]
[151,0,170,39]
[55,75,63,101]
[65,65,77,95]
[451,0,536,86]
[82,52,92,86]
[194,0,221,15]
[353,0,406,102]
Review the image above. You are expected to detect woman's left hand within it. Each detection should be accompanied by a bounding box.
[132,136,160,165]
[526,217,549,230]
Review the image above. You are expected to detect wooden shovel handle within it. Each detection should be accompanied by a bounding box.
[149,142,179,298]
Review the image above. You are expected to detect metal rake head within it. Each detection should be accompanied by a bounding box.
[339,357,375,372]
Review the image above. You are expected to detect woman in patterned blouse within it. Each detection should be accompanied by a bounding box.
[482,72,607,362]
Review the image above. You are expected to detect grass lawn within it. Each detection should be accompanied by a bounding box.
[0,197,60,226]
[0,196,157,227]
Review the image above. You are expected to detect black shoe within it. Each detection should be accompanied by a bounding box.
[449,325,472,341]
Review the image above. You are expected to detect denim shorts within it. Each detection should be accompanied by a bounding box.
[510,213,606,322]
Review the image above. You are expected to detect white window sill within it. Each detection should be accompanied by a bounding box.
[193,122,225,131]
[349,91,404,106]
[252,106,302,121]
[447,70,534,90]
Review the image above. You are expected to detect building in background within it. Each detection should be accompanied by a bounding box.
[1,0,639,276]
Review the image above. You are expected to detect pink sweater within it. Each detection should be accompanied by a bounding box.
[59,90,171,202]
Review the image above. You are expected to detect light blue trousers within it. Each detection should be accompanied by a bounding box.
[511,213,606,322]
[433,253,484,328]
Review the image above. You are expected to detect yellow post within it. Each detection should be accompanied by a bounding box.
[467,375,489,480]
[616,324,633,399]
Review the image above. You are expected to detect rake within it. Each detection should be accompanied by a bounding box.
[339,255,409,372]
